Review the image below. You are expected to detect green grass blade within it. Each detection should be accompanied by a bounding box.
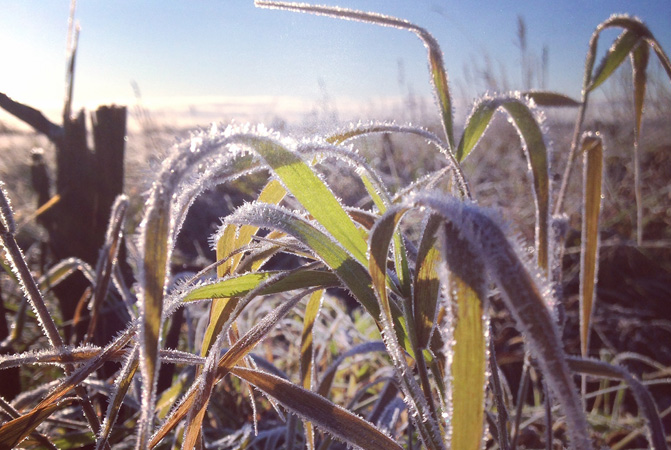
[220,202,382,319]
[256,1,455,150]
[231,366,404,450]
[501,100,550,271]
[588,29,641,92]
[413,215,442,350]
[250,136,368,265]
[579,134,604,358]
[184,270,339,302]
[456,101,497,162]
[457,95,550,271]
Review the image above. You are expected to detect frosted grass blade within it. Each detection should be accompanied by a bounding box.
[204,180,287,356]
[413,215,442,350]
[231,366,404,450]
[521,91,581,107]
[218,202,383,323]
[86,195,128,342]
[184,270,339,302]
[256,1,456,150]
[556,15,670,215]
[37,257,96,292]
[249,135,368,265]
[579,134,603,358]
[0,398,77,449]
[442,221,488,450]
[588,29,641,92]
[96,346,139,450]
[415,195,591,450]
[456,95,550,271]
[368,206,445,450]
[327,123,469,199]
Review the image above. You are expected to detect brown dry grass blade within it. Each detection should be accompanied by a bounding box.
[579,134,603,358]
[231,366,403,450]
[0,397,77,449]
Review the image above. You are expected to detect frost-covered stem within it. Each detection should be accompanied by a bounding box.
[554,100,588,216]
[510,359,530,450]
[0,221,63,349]
[488,333,511,450]
[555,23,602,216]
[1,187,105,442]
[634,135,643,245]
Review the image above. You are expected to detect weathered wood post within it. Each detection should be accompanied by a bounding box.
[1,93,128,344]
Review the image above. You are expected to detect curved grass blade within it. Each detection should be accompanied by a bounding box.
[521,91,581,107]
[217,202,384,322]
[249,135,368,265]
[456,95,550,271]
[183,270,339,302]
[37,257,96,292]
[326,123,469,199]
[256,1,456,150]
[579,134,603,358]
[231,366,403,450]
[414,195,591,450]
[588,29,642,92]
[567,356,668,450]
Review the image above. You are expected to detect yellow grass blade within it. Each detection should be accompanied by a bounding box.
[579,134,604,358]
[442,222,487,450]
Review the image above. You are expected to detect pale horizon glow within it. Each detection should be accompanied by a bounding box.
[1,1,670,132]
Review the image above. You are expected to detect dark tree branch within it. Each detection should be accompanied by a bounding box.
[0,92,64,143]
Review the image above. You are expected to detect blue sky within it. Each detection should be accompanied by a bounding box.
[1,1,670,126]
